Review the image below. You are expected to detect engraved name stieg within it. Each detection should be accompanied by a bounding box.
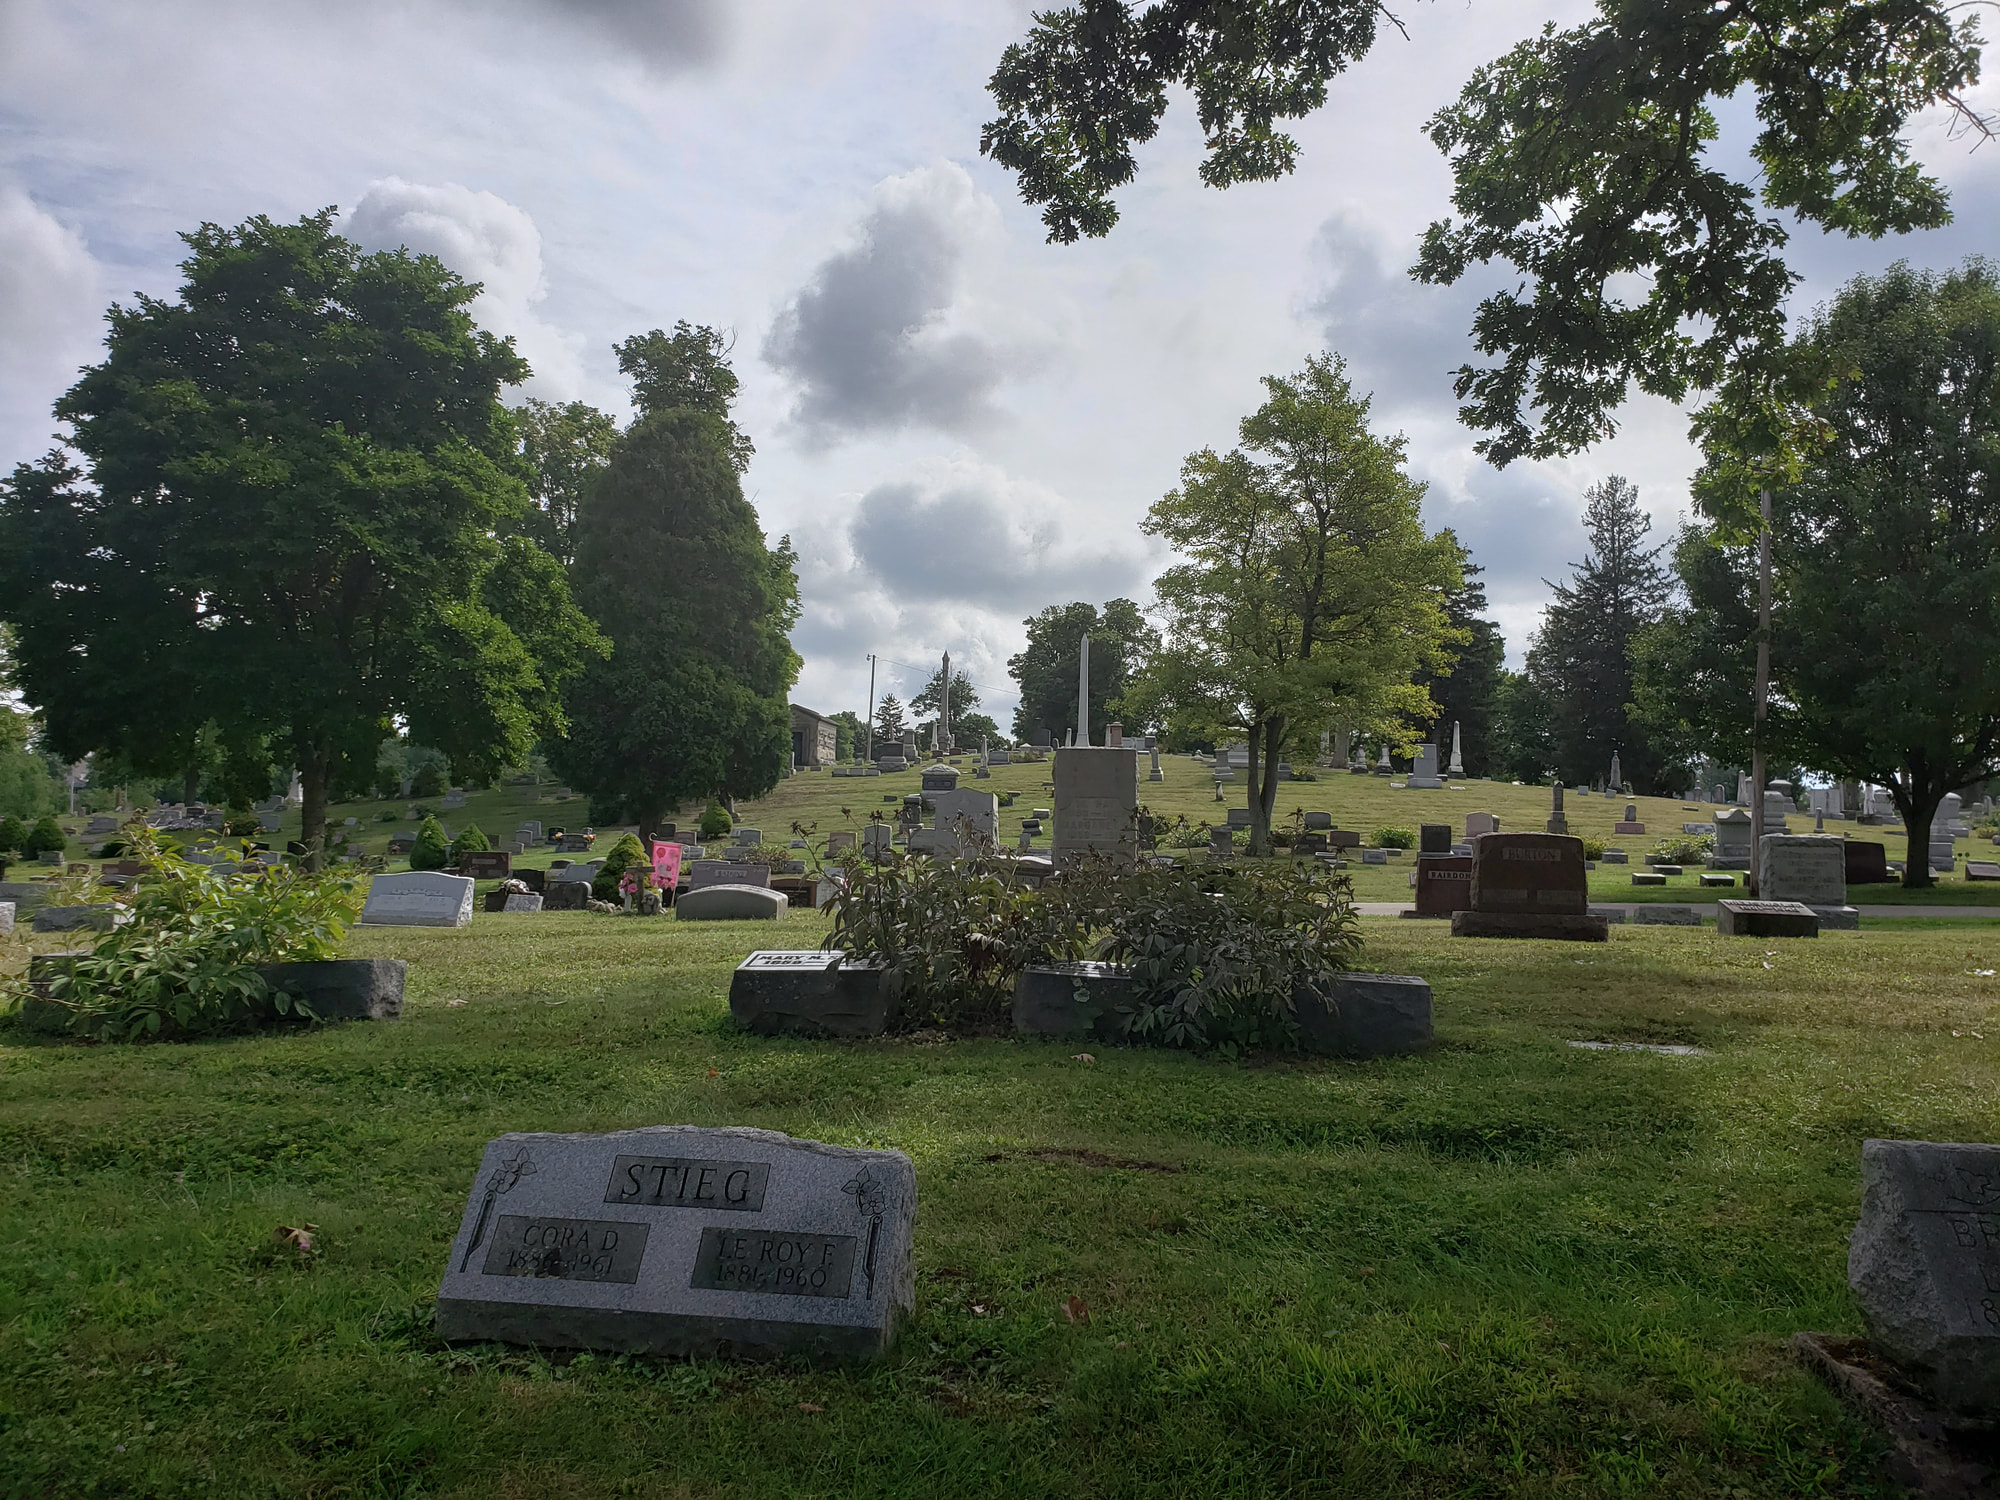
[604,1155,771,1212]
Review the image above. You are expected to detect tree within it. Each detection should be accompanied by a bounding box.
[409,815,451,871]
[873,695,909,746]
[1008,599,1156,743]
[830,710,865,762]
[0,210,602,868]
[911,666,979,749]
[1488,669,1557,785]
[1135,354,1460,853]
[1521,477,1674,791]
[516,397,620,567]
[1644,260,2000,886]
[982,1,1986,463]
[1413,541,1504,776]
[550,327,801,842]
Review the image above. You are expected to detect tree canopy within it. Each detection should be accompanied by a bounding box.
[983,0,1987,463]
[1008,599,1156,743]
[516,397,620,567]
[1134,354,1459,852]
[550,327,800,839]
[1413,542,1505,778]
[0,209,601,864]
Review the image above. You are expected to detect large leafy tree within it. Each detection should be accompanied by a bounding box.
[1135,354,1460,853]
[982,0,1987,463]
[1641,260,2000,886]
[1008,598,1156,743]
[910,665,979,750]
[516,397,620,567]
[550,326,800,840]
[1523,477,1675,791]
[0,211,600,865]
[1413,543,1505,776]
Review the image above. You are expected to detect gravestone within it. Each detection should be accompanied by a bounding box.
[434,1126,915,1361]
[556,834,595,853]
[517,821,543,844]
[729,952,888,1038]
[0,901,11,937]
[1406,744,1443,789]
[825,832,855,854]
[1601,850,1628,864]
[1545,784,1568,835]
[1148,744,1164,783]
[919,765,959,793]
[1451,833,1606,941]
[913,790,999,857]
[1408,854,1473,918]
[691,861,768,890]
[1052,745,1139,868]
[1967,861,2000,882]
[1759,835,1846,907]
[461,851,512,880]
[1209,827,1233,856]
[1224,808,1251,829]
[1466,813,1499,838]
[1710,808,1753,869]
[1303,811,1332,830]
[1716,899,1819,938]
[862,825,893,860]
[1614,803,1646,835]
[1326,830,1361,849]
[1419,824,1451,855]
[1849,1138,2000,1414]
[32,904,128,933]
[1360,848,1388,866]
[676,886,788,921]
[502,893,544,913]
[544,880,590,911]
[359,872,475,928]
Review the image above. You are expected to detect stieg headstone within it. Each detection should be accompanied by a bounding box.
[359,872,475,928]
[435,1126,915,1360]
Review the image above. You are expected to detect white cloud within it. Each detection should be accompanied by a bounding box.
[0,184,102,467]
[345,178,589,401]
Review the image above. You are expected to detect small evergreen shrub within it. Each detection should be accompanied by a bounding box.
[0,815,28,853]
[24,816,66,857]
[374,765,404,800]
[698,803,732,840]
[408,816,451,871]
[449,823,490,862]
[593,833,650,902]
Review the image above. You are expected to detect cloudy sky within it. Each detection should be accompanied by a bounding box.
[4,0,1996,726]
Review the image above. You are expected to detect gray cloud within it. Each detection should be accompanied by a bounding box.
[764,164,1008,440]
[503,0,734,72]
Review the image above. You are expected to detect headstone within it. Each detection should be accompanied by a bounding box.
[1758,834,1846,907]
[543,880,590,911]
[1716,899,1819,938]
[1406,743,1443,789]
[862,825,893,860]
[1303,812,1333,830]
[434,1126,915,1361]
[1466,813,1499,837]
[920,765,959,793]
[556,834,595,854]
[729,952,888,1038]
[1546,784,1568,835]
[1418,824,1451,854]
[1224,808,1252,829]
[1447,722,1464,779]
[501,893,544,913]
[1451,833,1606,941]
[1148,744,1164,783]
[32,904,129,933]
[359,872,475,928]
[461,851,512,880]
[1710,808,1753,869]
[1360,849,1388,866]
[0,901,12,937]
[691,861,768,890]
[1374,745,1393,775]
[675,886,789,921]
[256,958,406,1020]
[1209,827,1233,856]
[825,831,856,854]
[1613,803,1646,835]
[1848,1138,2000,1414]
[517,821,544,843]
[1408,854,1473,918]
[1632,906,1702,926]
[1052,745,1139,868]
[1631,872,1667,886]
[1966,861,2000,882]
[922,790,999,854]
[1699,872,1736,888]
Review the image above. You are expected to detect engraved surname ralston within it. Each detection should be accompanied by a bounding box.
[603,1155,770,1212]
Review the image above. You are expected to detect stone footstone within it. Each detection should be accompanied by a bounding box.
[31,904,127,933]
[254,959,406,1021]
[543,880,590,912]
[1451,911,1610,942]
[1292,975,1433,1057]
[502,893,544,913]
[1716,899,1818,937]
[1011,963,1142,1041]
[1633,905,1702,926]
[675,885,789,921]
[1810,904,1861,930]
[730,952,888,1038]
[1631,873,1667,886]
[435,1126,915,1362]
[1587,906,1628,924]
[1601,850,1628,864]
[1699,873,1736,888]
[1849,1138,2000,1415]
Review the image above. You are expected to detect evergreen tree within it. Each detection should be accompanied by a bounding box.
[873,695,909,745]
[1413,540,1505,776]
[408,815,451,871]
[551,325,800,842]
[1523,477,1673,790]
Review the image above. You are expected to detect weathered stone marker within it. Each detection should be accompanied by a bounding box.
[359,872,474,928]
[1849,1138,2000,1415]
[729,951,887,1038]
[436,1126,915,1360]
[1716,898,1818,938]
[1451,833,1608,941]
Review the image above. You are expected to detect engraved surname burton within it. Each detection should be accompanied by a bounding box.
[604,1155,770,1212]
[688,1228,856,1298]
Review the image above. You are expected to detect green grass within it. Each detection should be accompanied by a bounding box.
[6,909,2000,1496]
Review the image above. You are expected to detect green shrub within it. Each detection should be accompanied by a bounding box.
[9,830,363,1041]
[594,833,648,902]
[409,763,447,799]
[374,765,404,800]
[375,809,399,822]
[1165,820,1208,849]
[449,823,490,862]
[1579,835,1606,860]
[408,815,451,871]
[0,814,28,853]
[1374,826,1416,850]
[699,803,732,840]
[1652,832,1714,864]
[96,839,131,858]
[24,816,66,857]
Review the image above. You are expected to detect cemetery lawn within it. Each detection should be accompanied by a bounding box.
[6,916,2000,1497]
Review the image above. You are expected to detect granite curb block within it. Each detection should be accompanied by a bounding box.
[435,1126,915,1361]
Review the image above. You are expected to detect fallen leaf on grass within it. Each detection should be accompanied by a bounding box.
[707,1069,719,1078]
[1060,1294,1090,1325]
[1071,1053,1097,1065]
[797,1403,823,1413]
[445,999,467,1008]
[274,1224,317,1257]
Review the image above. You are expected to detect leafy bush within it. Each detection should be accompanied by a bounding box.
[10,830,362,1041]
[0,814,28,853]
[97,839,131,858]
[1374,827,1416,850]
[1164,819,1209,849]
[408,815,451,871]
[450,823,490,862]
[374,765,404,800]
[1652,832,1714,864]
[1578,835,1606,860]
[375,809,399,822]
[24,816,65,857]
[699,803,732,840]
[593,833,648,902]
[409,763,447,799]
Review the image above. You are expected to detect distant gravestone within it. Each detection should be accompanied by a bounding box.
[1408,854,1473,918]
[1846,841,1892,885]
[1418,823,1451,854]
[461,851,512,880]
[1406,743,1443,789]
[863,825,893,860]
[825,831,856,854]
[1466,812,1499,837]
[1849,1138,2000,1414]
[920,765,959,793]
[0,901,12,938]
[1710,808,1753,869]
[691,861,767,890]
[1759,834,1846,907]
[501,893,544,913]
[676,886,788,921]
[359,872,475,928]
[1303,811,1332,830]
[1614,803,1646,835]
[435,1126,915,1361]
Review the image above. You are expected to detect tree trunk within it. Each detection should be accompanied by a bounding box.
[298,747,331,873]
[1245,723,1265,857]
[183,766,199,806]
[1893,770,1947,890]
[1257,716,1285,851]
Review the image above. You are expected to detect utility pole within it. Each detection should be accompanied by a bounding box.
[1748,488,1773,897]
[864,653,877,764]
[1077,634,1091,746]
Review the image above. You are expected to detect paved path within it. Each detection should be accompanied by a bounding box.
[1357,901,2000,920]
